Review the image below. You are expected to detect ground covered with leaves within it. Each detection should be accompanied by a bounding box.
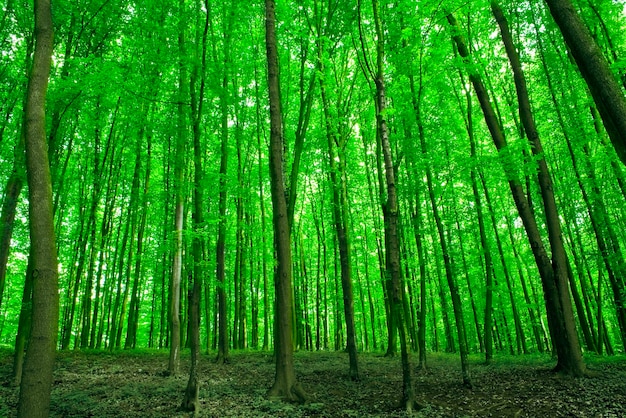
[1,348,625,417]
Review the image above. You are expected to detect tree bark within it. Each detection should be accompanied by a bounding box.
[265,0,306,403]
[543,0,626,165]
[17,0,59,415]
[169,0,187,374]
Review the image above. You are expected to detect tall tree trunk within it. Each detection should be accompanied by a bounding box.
[411,69,471,385]
[254,54,271,352]
[543,0,626,165]
[450,64,497,360]
[90,107,121,348]
[265,0,306,403]
[316,15,359,378]
[493,0,583,367]
[408,186,427,368]
[169,0,187,374]
[182,1,209,409]
[215,3,233,364]
[60,185,90,349]
[362,0,417,410]
[125,128,151,349]
[108,205,131,351]
[79,98,105,349]
[17,0,59,415]
[449,11,585,376]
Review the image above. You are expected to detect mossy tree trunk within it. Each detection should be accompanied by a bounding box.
[17,0,59,415]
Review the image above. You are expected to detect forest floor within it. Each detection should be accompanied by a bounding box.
[0,348,625,417]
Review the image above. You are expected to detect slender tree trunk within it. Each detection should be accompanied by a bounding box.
[265,0,306,403]
[13,260,33,385]
[61,189,90,349]
[449,11,585,376]
[215,4,234,364]
[454,212,483,353]
[451,66,497,360]
[363,225,379,352]
[408,189,427,368]
[159,138,172,350]
[506,216,545,353]
[361,0,417,409]
[0,155,24,311]
[109,209,131,351]
[125,116,152,349]
[317,29,359,379]
[169,0,187,374]
[90,122,120,348]
[79,99,106,349]
[182,1,209,407]
[360,130,393,355]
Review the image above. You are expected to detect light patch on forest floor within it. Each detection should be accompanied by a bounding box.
[1,349,625,417]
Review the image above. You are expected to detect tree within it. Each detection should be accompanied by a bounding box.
[181,0,210,411]
[543,0,626,165]
[447,10,585,377]
[359,0,418,410]
[265,0,306,403]
[214,1,234,365]
[314,0,360,380]
[168,0,188,376]
[492,1,585,375]
[17,0,59,415]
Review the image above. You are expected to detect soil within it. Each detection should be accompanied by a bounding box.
[1,349,625,417]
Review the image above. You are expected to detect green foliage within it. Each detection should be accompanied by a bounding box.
[0,0,625,380]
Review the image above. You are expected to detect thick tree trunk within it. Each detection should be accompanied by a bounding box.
[17,0,59,415]
[265,0,306,403]
[543,0,626,165]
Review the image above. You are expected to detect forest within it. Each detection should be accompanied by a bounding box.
[1,0,626,416]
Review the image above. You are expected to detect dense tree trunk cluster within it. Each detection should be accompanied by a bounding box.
[2,0,626,411]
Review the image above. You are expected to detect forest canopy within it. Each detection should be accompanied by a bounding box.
[1,0,626,415]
